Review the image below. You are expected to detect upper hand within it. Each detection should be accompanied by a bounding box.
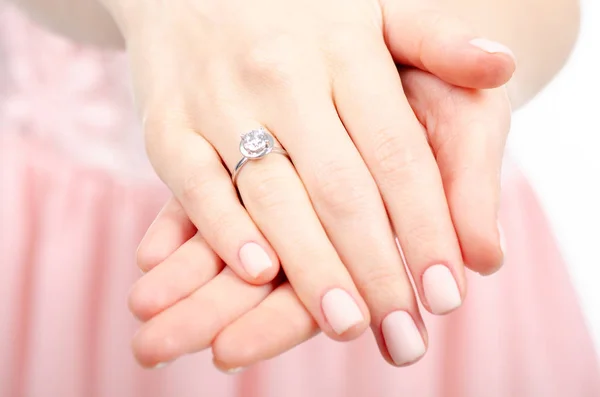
[111,0,514,364]
[129,64,511,369]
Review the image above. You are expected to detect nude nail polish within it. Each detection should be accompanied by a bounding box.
[469,38,516,61]
[498,221,506,256]
[239,242,272,278]
[422,265,462,314]
[321,288,364,335]
[382,311,426,366]
[216,366,245,375]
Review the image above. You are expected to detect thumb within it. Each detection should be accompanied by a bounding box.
[382,0,516,89]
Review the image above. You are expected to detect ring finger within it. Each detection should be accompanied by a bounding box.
[145,116,281,284]
[200,112,370,341]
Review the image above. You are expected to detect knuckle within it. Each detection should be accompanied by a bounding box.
[401,221,442,255]
[142,105,190,163]
[180,169,214,204]
[143,122,168,163]
[181,171,245,246]
[205,210,241,246]
[135,243,157,272]
[131,328,162,367]
[324,27,374,59]
[128,284,154,321]
[362,265,403,289]
[372,127,422,185]
[243,171,291,212]
[435,87,512,146]
[312,161,374,216]
[142,104,187,138]
[190,294,225,337]
[416,9,449,50]
[237,35,302,90]
[213,326,260,365]
[324,27,381,77]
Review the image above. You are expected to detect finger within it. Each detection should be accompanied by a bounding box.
[381,0,516,88]
[213,286,428,370]
[131,267,276,368]
[137,197,196,273]
[144,110,280,284]
[401,68,509,275]
[129,231,224,322]
[332,36,466,316]
[256,70,427,365]
[212,283,319,371]
[201,112,370,342]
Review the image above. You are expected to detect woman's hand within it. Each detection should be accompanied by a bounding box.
[129,67,512,369]
[104,0,513,356]
[102,0,513,347]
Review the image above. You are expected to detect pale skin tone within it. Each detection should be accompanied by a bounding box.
[131,67,511,369]
[110,0,516,366]
[9,0,580,371]
[124,0,579,370]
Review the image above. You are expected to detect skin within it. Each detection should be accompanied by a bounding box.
[124,0,578,369]
[102,0,517,354]
[130,68,511,368]
[8,0,580,371]
[8,0,580,107]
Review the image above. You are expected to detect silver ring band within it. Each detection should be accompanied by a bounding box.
[232,127,290,185]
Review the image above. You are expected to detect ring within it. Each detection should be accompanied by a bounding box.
[232,127,290,185]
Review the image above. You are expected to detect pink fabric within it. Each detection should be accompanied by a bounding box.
[1,5,599,397]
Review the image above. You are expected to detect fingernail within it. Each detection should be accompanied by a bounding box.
[422,265,462,314]
[498,221,506,256]
[239,242,272,278]
[382,311,426,366]
[469,38,516,60]
[151,362,168,369]
[321,288,364,335]
[217,366,245,375]
[477,221,507,277]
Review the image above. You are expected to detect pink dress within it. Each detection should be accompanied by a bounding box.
[1,5,599,397]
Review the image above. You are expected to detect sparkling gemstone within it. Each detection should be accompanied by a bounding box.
[241,129,269,155]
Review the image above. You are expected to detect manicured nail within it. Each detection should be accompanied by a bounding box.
[151,362,168,369]
[498,221,506,256]
[422,265,462,314]
[321,288,364,335]
[217,366,245,375]
[469,38,516,60]
[239,242,272,278]
[213,358,246,374]
[382,311,426,366]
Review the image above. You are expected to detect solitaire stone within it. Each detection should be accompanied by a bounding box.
[240,128,271,158]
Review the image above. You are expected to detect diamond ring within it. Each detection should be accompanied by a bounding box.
[232,127,290,185]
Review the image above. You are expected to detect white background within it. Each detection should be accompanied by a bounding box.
[510,0,600,349]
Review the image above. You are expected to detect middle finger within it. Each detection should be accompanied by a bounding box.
[261,87,428,367]
[231,49,427,365]
[331,32,467,315]
[201,110,370,341]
